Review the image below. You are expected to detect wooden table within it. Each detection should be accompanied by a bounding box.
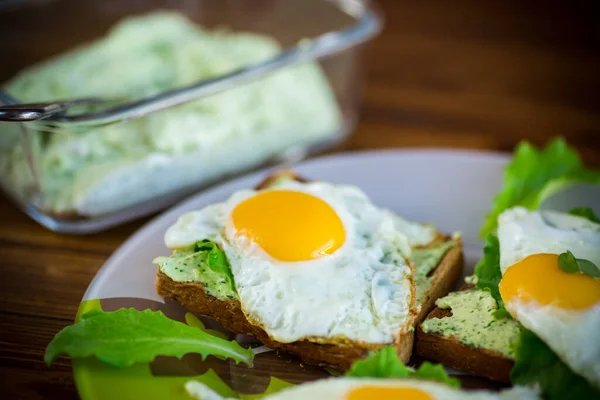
[1,1,598,398]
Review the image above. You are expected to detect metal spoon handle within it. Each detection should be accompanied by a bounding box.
[0,98,108,122]
[0,102,72,121]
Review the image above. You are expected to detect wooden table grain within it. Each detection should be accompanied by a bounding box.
[1,0,598,398]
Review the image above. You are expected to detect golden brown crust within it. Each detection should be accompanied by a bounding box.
[414,236,464,324]
[415,293,515,383]
[255,169,307,190]
[155,170,463,370]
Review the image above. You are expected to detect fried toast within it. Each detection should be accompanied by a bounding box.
[414,286,514,383]
[156,170,464,369]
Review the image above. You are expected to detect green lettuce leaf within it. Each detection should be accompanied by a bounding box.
[558,250,600,278]
[412,362,461,388]
[45,308,254,368]
[474,234,510,318]
[569,207,600,223]
[346,346,460,387]
[195,240,235,291]
[480,138,600,238]
[346,346,410,378]
[511,329,599,400]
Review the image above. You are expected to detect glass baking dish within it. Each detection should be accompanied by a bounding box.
[0,0,382,233]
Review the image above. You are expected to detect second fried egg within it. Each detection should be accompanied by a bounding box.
[497,207,600,389]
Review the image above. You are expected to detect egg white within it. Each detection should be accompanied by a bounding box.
[185,378,540,400]
[497,207,600,274]
[506,299,600,388]
[497,207,600,389]
[165,179,437,344]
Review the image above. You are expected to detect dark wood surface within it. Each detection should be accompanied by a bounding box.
[1,1,599,398]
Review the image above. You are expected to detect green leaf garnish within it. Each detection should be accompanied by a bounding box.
[474,234,510,318]
[480,138,600,238]
[195,240,235,291]
[579,260,600,278]
[412,362,461,388]
[568,207,600,223]
[154,240,237,300]
[185,312,229,340]
[346,346,410,378]
[511,329,599,400]
[346,346,460,387]
[45,308,254,368]
[558,250,580,274]
[558,251,600,278]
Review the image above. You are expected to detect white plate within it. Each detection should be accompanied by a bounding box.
[75,149,600,398]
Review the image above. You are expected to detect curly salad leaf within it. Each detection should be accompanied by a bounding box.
[511,329,599,400]
[480,138,600,238]
[475,138,600,397]
[346,346,460,387]
[473,234,510,318]
[45,308,254,368]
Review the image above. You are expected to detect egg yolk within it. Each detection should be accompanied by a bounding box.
[231,190,345,262]
[346,386,433,400]
[499,253,600,310]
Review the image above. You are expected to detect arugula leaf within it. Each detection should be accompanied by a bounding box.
[511,329,599,400]
[558,251,600,278]
[412,362,460,388]
[195,240,235,291]
[480,138,600,238]
[568,207,600,223]
[346,346,460,387]
[474,234,510,318]
[45,308,254,368]
[185,312,229,340]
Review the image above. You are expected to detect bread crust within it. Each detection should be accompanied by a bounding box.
[155,170,463,369]
[415,296,515,383]
[156,240,463,370]
[255,169,307,189]
[413,237,464,324]
[157,269,414,369]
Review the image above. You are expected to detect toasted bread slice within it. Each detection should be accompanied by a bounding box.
[412,235,464,326]
[156,170,463,370]
[414,287,514,383]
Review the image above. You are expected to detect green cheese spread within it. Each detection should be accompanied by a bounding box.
[421,289,522,358]
[154,247,237,301]
[412,240,455,306]
[155,231,455,306]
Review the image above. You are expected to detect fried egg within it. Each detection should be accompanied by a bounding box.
[497,207,600,388]
[165,179,436,344]
[185,378,540,400]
